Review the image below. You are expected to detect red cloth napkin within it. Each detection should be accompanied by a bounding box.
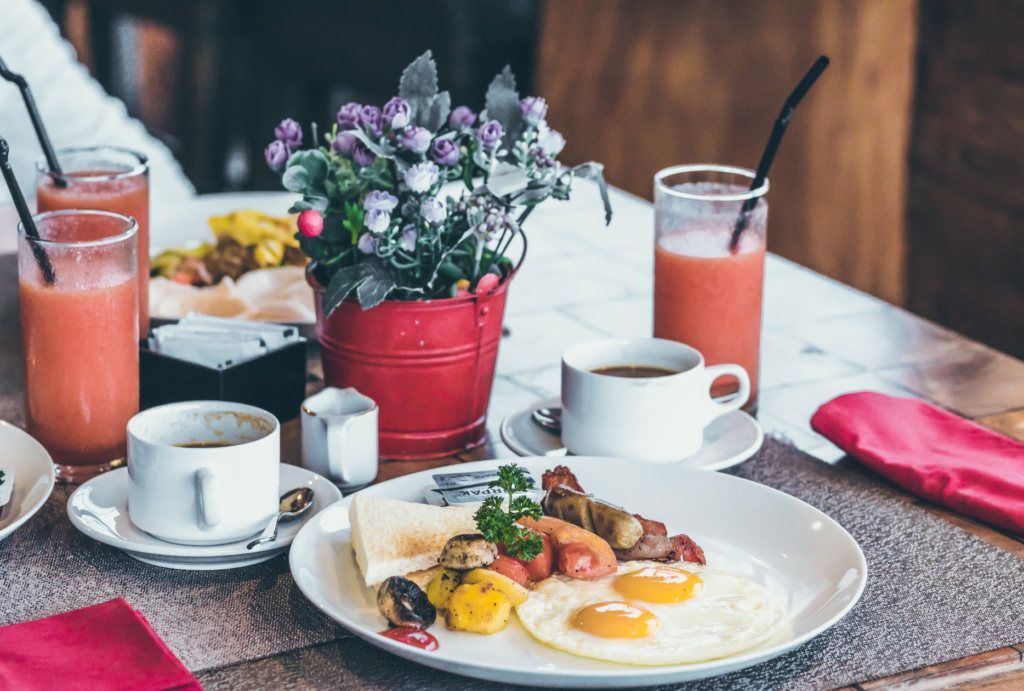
[0,599,201,691]
[811,391,1024,535]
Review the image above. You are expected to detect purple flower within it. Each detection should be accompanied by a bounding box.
[274,119,303,148]
[337,102,362,130]
[383,97,411,129]
[431,138,459,165]
[519,96,548,123]
[420,197,447,224]
[331,131,358,154]
[537,123,566,155]
[399,227,418,252]
[449,106,476,129]
[400,126,432,153]
[265,140,289,171]
[364,208,391,233]
[352,141,376,167]
[403,161,439,193]
[357,232,376,254]
[359,105,383,137]
[475,121,503,149]
[364,190,399,212]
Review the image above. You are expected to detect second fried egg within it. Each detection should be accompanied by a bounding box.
[516,561,787,666]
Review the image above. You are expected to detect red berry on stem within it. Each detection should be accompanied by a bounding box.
[475,273,499,295]
[298,209,324,237]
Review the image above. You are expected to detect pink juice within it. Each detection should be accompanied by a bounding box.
[654,225,766,404]
[37,171,150,334]
[19,212,139,469]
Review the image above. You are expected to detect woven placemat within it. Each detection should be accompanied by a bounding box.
[0,484,346,672]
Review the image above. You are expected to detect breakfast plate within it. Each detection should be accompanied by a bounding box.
[289,457,866,687]
[500,396,763,470]
[0,422,56,543]
[67,464,341,570]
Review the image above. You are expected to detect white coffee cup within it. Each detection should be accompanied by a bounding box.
[301,387,378,491]
[561,338,750,462]
[127,401,280,545]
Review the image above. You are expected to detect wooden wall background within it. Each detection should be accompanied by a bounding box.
[907,1,1024,360]
[535,0,918,306]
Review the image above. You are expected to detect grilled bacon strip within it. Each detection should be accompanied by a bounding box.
[541,466,706,565]
[541,465,585,493]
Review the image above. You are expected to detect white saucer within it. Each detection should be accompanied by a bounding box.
[67,464,341,570]
[500,396,763,471]
[0,422,56,543]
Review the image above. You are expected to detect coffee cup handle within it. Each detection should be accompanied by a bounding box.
[703,364,751,421]
[195,468,222,529]
[325,417,355,484]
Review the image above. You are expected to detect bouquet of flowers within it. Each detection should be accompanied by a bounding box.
[265,51,612,315]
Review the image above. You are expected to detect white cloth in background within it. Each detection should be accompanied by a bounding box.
[0,0,195,219]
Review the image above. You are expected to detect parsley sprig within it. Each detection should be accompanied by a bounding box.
[473,464,544,562]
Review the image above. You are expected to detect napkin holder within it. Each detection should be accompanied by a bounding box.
[139,338,307,422]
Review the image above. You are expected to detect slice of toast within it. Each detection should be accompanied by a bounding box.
[349,494,479,587]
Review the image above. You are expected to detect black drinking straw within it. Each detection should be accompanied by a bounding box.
[0,136,56,284]
[729,56,830,252]
[0,53,65,187]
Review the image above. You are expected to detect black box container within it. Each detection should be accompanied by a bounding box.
[140,338,307,422]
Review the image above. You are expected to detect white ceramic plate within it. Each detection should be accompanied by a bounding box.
[0,422,56,543]
[501,396,764,470]
[289,457,866,687]
[67,464,341,570]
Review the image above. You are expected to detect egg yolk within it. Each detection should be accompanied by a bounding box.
[613,566,704,603]
[571,601,659,639]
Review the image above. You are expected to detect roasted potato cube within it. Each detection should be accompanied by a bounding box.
[426,568,462,610]
[444,582,511,634]
[461,568,530,606]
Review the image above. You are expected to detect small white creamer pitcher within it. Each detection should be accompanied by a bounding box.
[301,387,378,491]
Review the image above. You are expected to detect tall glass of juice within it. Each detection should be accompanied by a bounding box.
[653,165,769,410]
[36,147,150,334]
[18,210,140,483]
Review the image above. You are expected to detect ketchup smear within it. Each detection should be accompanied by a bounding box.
[380,626,439,651]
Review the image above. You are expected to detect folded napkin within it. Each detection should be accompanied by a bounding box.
[0,599,201,691]
[811,391,1024,535]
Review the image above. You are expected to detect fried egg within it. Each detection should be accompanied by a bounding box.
[516,561,786,665]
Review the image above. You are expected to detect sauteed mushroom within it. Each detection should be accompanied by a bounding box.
[438,534,498,571]
[377,576,437,629]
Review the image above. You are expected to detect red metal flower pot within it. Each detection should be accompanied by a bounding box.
[308,269,513,460]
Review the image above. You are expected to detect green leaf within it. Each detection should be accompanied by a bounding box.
[348,128,392,159]
[281,166,309,193]
[485,66,523,151]
[399,50,440,128]
[420,90,451,133]
[357,262,396,309]
[301,150,330,185]
[322,264,368,316]
[571,162,614,225]
[487,161,531,198]
[289,200,313,213]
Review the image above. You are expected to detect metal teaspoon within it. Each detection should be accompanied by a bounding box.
[246,487,315,550]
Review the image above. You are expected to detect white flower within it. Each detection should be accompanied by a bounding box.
[363,190,399,212]
[364,208,391,233]
[403,162,440,193]
[357,233,376,254]
[399,227,418,252]
[420,197,447,224]
[537,121,566,156]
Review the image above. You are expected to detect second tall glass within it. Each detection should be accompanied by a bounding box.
[36,146,151,334]
[19,210,140,483]
[653,165,769,409]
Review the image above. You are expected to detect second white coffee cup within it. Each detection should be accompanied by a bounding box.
[127,401,280,545]
[561,338,750,462]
